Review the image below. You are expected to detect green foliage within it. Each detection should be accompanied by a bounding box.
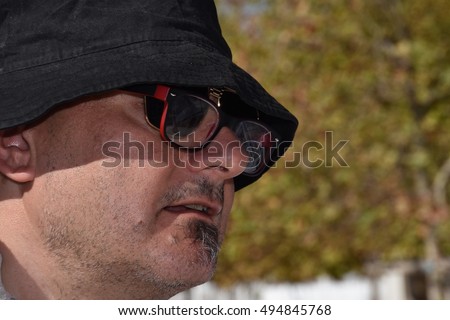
[214,0,450,285]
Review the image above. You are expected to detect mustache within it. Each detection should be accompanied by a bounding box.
[161,176,224,207]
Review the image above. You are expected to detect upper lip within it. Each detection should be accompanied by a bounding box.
[164,199,222,217]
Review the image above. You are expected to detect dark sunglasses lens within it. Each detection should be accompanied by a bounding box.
[234,121,273,175]
[164,95,219,148]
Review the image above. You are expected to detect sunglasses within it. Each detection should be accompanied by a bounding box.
[123,84,277,176]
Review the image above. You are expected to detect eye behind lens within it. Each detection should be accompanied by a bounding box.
[165,94,219,148]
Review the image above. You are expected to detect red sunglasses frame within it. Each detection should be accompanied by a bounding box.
[122,84,278,176]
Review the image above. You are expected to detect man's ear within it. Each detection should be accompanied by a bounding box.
[0,129,35,183]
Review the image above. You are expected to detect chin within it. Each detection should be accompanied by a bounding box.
[165,245,219,290]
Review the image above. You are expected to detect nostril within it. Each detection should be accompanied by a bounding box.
[217,166,228,173]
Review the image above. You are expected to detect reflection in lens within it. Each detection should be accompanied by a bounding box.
[165,95,219,148]
[235,121,272,175]
[241,140,263,174]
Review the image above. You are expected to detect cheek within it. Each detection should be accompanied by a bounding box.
[78,163,170,231]
[28,160,169,240]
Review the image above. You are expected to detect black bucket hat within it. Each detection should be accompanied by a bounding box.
[0,0,298,190]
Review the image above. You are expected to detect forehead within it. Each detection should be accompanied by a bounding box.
[39,91,142,127]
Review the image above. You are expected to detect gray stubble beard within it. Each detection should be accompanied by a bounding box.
[186,219,221,268]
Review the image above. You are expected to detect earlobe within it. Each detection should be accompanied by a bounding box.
[0,129,35,183]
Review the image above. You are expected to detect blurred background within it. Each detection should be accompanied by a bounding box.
[179,0,450,299]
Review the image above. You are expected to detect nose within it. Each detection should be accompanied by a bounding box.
[182,127,248,179]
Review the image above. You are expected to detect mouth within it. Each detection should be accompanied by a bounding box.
[164,201,222,218]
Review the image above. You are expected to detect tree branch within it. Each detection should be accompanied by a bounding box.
[433,155,450,209]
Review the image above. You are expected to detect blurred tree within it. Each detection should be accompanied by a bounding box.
[214,0,450,298]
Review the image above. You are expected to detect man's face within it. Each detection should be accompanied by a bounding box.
[22,91,247,298]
